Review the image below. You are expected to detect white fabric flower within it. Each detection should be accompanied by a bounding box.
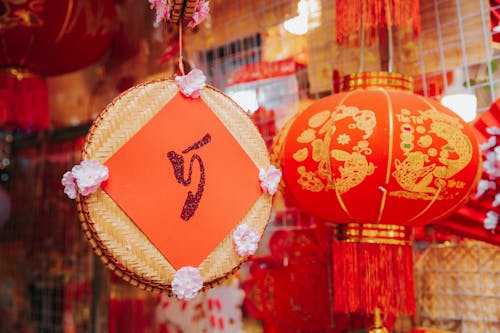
[175,69,206,98]
[149,0,170,23]
[172,267,203,300]
[258,165,282,195]
[480,135,497,151]
[484,211,499,231]
[476,179,496,198]
[188,0,210,28]
[71,160,109,196]
[486,126,500,135]
[61,160,108,199]
[483,151,500,178]
[61,171,77,199]
[233,224,260,256]
[493,194,500,207]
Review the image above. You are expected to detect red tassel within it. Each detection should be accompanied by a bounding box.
[0,69,49,132]
[335,0,421,45]
[332,224,416,316]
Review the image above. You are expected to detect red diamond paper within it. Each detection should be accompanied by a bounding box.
[102,93,262,269]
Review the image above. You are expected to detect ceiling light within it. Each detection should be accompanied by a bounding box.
[283,0,309,35]
[441,68,477,123]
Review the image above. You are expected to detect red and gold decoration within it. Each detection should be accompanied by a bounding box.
[332,223,415,315]
[282,72,480,227]
[277,71,481,315]
[0,0,116,131]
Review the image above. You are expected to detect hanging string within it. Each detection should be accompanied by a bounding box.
[178,22,185,76]
[359,0,365,72]
[386,0,394,72]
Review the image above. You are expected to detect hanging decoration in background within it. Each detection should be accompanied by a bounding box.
[63,0,278,300]
[0,0,116,132]
[276,72,481,316]
[414,241,500,332]
[242,226,331,333]
[491,0,500,45]
[249,106,277,150]
[335,0,421,44]
[0,184,11,228]
[0,70,49,132]
[155,279,245,333]
[434,97,500,245]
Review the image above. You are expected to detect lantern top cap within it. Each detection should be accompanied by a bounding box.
[343,71,414,92]
[1,68,42,80]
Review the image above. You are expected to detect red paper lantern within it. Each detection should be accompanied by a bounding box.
[282,72,480,227]
[278,72,481,316]
[0,0,116,75]
[0,0,116,131]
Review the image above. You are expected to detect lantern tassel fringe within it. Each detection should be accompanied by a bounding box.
[332,240,416,315]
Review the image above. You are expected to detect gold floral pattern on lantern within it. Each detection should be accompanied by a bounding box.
[293,104,376,195]
[390,105,473,201]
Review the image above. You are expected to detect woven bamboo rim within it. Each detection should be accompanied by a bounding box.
[77,79,272,294]
[169,0,199,23]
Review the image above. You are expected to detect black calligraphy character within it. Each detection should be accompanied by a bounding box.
[167,133,211,221]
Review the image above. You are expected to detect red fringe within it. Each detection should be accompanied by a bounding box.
[0,70,49,132]
[332,241,416,315]
[335,0,421,45]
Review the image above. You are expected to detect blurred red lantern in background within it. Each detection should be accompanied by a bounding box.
[0,0,116,131]
[242,227,331,333]
[278,72,481,316]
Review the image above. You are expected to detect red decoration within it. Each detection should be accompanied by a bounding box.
[226,58,303,86]
[242,227,331,333]
[335,0,421,44]
[278,72,481,316]
[412,71,453,97]
[0,0,116,76]
[332,223,415,314]
[250,106,277,150]
[491,0,500,44]
[0,69,48,131]
[0,0,116,131]
[434,98,500,246]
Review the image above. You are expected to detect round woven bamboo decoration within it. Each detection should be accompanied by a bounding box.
[77,79,272,294]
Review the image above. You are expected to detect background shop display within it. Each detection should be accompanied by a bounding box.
[0,0,500,332]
